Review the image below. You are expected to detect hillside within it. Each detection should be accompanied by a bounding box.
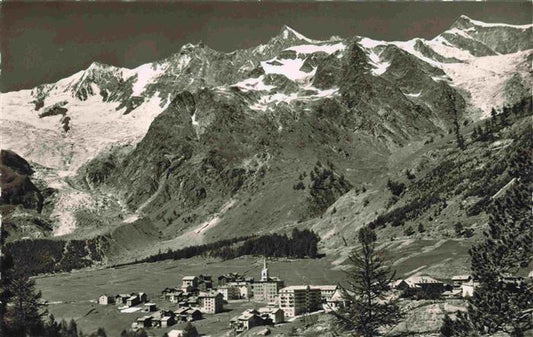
[1,16,532,276]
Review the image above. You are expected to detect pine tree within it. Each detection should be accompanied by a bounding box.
[3,275,46,336]
[182,322,199,337]
[335,227,401,337]
[466,180,533,336]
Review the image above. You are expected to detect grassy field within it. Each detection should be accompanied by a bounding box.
[34,256,345,337]
[33,238,473,336]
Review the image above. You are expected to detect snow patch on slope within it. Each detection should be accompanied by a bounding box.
[130,63,165,96]
[261,57,317,82]
[285,43,345,55]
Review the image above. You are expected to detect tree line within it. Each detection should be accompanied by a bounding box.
[138,228,321,264]
[4,237,105,277]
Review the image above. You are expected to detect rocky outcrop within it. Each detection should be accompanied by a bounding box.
[0,150,43,211]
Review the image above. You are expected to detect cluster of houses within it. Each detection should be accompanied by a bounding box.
[101,258,529,335]
[390,274,480,298]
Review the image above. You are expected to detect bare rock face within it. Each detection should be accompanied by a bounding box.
[451,15,533,54]
[0,150,43,211]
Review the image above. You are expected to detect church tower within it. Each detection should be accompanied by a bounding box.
[261,257,269,281]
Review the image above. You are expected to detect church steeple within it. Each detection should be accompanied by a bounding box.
[261,257,269,281]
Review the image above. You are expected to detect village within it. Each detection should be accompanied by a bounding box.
[94,257,525,337]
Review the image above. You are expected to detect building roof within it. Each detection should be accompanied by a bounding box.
[183,276,198,280]
[403,275,442,287]
[168,330,184,337]
[127,296,138,301]
[280,285,316,292]
[451,275,472,281]
[311,285,338,291]
[198,291,222,298]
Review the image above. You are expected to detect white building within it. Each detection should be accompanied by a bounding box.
[217,285,240,300]
[279,285,322,318]
[462,281,480,298]
[98,295,115,305]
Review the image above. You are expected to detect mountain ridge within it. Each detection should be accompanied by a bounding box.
[1,16,531,269]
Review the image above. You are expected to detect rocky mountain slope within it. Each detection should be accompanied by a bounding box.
[1,16,531,270]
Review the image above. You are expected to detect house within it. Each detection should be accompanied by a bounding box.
[218,285,241,301]
[143,303,157,312]
[115,294,130,305]
[168,330,184,337]
[310,285,338,301]
[324,288,351,313]
[127,295,140,307]
[218,273,250,286]
[238,284,252,299]
[462,281,480,297]
[165,291,185,303]
[198,291,224,314]
[258,307,285,324]
[278,285,322,318]
[135,316,152,328]
[230,309,266,333]
[396,276,445,293]
[175,307,202,322]
[452,275,472,287]
[198,275,213,291]
[182,276,199,291]
[98,295,115,305]
[138,292,148,303]
[162,287,180,295]
[161,316,176,328]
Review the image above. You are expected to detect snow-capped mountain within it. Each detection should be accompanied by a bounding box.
[1,16,531,243]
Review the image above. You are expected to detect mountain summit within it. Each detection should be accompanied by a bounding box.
[1,17,531,257]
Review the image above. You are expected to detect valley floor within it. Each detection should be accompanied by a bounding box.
[34,252,471,337]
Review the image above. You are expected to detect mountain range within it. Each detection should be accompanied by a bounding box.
[1,15,531,273]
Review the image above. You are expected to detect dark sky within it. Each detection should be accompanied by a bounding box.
[1,1,531,92]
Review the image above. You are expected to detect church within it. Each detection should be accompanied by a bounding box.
[252,258,285,303]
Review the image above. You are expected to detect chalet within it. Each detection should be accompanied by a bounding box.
[161,316,176,328]
[198,291,224,314]
[162,287,180,295]
[127,295,140,307]
[451,275,472,287]
[230,309,266,333]
[217,273,250,286]
[462,281,480,297]
[115,294,130,305]
[165,291,185,303]
[324,288,351,313]
[168,330,184,337]
[395,276,444,293]
[198,275,213,291]
[175,307,202,322]
[98,295,115,305]
[182,276,199,291]
[135,316,152,328]
[138,292,148,303]
[258,307,285,324]
[143,303,157,312]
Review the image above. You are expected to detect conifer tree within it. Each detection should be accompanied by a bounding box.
[466,180,533,336]
[335,227,401,337]
[3,275,46,336]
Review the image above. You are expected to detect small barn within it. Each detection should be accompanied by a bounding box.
[98,295,115,305]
